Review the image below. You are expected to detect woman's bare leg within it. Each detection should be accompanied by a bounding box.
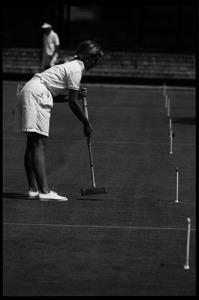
[24,133,49,193]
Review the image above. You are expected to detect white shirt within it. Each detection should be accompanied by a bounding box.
[35,59,85,96]
[43,30,60,56]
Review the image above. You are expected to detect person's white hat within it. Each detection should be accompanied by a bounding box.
[41,23,52,28]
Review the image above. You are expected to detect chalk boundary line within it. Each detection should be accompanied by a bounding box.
[3,137,196,147]
[3,222,196,231]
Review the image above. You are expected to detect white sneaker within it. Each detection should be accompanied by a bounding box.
[28,190,39,198]
[39,190,68,201]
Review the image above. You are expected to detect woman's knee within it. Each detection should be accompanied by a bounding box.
[27,133,48,150]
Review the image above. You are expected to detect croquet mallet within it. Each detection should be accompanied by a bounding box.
[81,88,108,196]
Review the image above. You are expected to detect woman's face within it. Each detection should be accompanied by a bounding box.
[84,55,101,70]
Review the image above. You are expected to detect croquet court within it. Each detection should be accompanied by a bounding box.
[3,81,196,296]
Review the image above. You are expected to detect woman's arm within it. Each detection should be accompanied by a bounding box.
[53,94,69,103]
[53,89,85,103]
[68,89,93,137]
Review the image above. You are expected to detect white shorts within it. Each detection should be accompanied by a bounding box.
[13,76,53,137]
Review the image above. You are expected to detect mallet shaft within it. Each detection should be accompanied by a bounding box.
[87,137,96,188]
[80,88,107,196]
[82,89,96,188]
[82,88,89,119]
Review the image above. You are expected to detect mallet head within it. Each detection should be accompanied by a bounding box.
[81,186,108,196]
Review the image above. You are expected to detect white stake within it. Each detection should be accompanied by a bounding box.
[165,94,168,108]
[169,118,172,131]
[184,218,191,269]
[175,167,179,203]
[167,97,170,116]
[169,129,173,154]
[163,83,166,96]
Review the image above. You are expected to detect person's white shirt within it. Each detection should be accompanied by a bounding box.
[43,30,60,56]
[35,59,85,96]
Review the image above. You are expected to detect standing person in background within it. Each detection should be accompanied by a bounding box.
[41,23,60,71]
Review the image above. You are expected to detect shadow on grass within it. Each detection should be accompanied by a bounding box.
[3,192,37,200]
[76,197,103,201]
[172,117,196,125]
[3,193,104,201]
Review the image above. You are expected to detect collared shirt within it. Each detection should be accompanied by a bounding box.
[35,59,85,96]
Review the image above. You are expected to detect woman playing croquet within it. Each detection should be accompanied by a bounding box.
[14,40,103,201]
